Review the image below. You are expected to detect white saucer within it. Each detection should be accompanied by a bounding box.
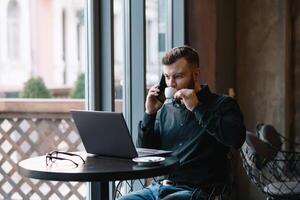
[132,156,165,166]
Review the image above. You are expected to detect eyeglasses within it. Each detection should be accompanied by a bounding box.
[46,151,85,167]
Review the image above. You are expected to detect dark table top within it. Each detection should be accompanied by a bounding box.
[18,152,179,182]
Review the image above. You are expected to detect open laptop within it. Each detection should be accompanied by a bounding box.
[71,110,171,159]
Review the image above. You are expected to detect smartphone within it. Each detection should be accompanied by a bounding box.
[156,74,167,103]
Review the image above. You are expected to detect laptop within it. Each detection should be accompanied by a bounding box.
[71,110,171,159]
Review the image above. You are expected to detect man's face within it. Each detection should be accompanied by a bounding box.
[163,57,198,90]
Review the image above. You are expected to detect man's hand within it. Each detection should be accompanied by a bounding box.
[174,89,199,111]
[145,84,163,114]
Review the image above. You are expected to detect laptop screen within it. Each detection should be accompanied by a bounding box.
[71,110,138,158]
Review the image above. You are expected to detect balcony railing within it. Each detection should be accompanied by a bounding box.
[0,98,86,200]
[0,98,151,199]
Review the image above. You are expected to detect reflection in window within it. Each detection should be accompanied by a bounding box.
[7,0,21,60]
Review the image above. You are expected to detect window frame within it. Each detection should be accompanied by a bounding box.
[86,0,114,199]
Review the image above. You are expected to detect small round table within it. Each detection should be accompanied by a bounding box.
[18,152,179,200]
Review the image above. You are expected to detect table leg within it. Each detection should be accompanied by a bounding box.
[90,182,110,200]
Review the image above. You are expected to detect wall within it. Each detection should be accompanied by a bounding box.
[185,0,217,91]
[186,0,292,200]
[293,0,300,145]
[185,0,236,95]
[236,1,290,200]
[215,0,236,94]
[236,0,289,134]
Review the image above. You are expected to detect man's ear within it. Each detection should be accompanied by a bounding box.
[193,67,201,81]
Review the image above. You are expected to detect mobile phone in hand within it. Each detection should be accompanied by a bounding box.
[156,74,167,103]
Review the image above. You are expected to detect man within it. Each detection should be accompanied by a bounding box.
[120,46,246,199]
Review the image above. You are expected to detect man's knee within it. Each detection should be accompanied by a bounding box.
[117,193,144,200]
[117,188,155,200]
[117,193,138,200]
[160,190,192,200]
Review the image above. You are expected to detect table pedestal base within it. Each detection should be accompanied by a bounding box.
[91,182,109,200]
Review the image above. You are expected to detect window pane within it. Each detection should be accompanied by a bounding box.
[113,0,128,197]
[0,0,87,199]
[146,0,170,88]
[114,0,125,112]
[7,0,21,60]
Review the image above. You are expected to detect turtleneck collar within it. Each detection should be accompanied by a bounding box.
[196,85,213,104]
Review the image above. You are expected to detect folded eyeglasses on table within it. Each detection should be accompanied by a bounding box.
[46,151,85,167]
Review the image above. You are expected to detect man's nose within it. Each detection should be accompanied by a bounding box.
[169,78,176,88]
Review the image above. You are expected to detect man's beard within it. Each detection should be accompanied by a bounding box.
[187,76,195,89]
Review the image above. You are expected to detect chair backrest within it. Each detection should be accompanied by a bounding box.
[241,125,300,199]
[256,123,282,150]
[242,130,280,170]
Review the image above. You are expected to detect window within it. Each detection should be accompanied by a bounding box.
[146,0,172,87]
[0,0,184,198]
[114,0,125,112]
[109,0,184,198]
[0,0,87,199]
[7,0,21,60]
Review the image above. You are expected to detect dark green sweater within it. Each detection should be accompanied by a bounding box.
[137,85,246,185]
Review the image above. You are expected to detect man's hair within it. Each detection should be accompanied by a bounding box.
[161,45,199,67]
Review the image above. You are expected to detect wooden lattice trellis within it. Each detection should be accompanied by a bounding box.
[0,112,87,200]
[0,99,154,200]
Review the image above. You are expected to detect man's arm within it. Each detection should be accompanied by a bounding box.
[136,113,161,149]
[137,84,163,149]
[193,97,246,148]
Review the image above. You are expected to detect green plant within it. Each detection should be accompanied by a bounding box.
[70,73,85,99]
[20,77,52,98]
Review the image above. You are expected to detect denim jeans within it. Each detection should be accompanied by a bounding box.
[118,181,209,200]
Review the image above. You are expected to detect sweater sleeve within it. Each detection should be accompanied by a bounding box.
[136,113,161,149]
[192,96,246,148]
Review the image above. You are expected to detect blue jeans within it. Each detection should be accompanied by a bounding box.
[118,181,208,200]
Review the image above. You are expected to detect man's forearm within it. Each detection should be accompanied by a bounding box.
[192,98,246,148]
